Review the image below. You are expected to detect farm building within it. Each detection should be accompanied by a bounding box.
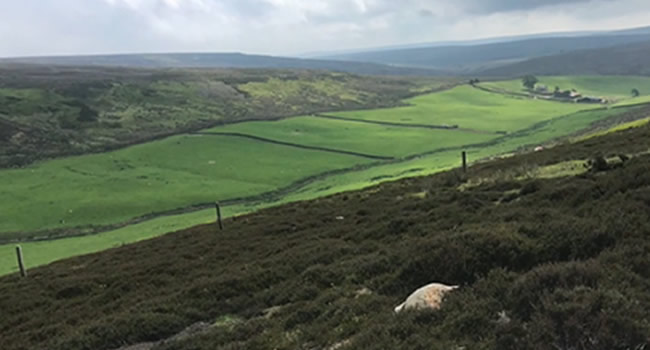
[554,89,582,99]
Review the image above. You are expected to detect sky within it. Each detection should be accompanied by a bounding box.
[0,0,649,58]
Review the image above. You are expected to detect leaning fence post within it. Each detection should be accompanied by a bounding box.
[16,245,26,278]
[215,202,223,231]
[461,151,468,173]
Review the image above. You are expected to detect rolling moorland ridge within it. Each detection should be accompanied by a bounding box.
[319,34,650,73]
[4,26,650,76]
[0,53,443,76]
[480,40,650,77]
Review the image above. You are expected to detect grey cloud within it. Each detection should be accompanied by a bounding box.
[219,0,276,18]
[418,9,436,17]
[456,0,612,14]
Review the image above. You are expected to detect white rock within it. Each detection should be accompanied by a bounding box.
[394,283,459,313]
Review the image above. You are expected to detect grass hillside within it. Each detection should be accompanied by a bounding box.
[0,65,453,168]
[321,34,650,72]
[2,116,650,350]
[481,40,650,77]
[4,104,644,276]
[331,85,591,132]
[0,135,373,238]
[2,78,649,275]
[0,52,442,76]
[0,84,617,242]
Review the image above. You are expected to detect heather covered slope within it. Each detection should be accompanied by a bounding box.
[2,120,650,350]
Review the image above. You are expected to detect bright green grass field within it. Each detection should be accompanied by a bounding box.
[279,106,644,203]
[1,106,639,276]
[331,86,591,132]
[209,116,498,158]
[481,76,650,101]
[0,135,372,238]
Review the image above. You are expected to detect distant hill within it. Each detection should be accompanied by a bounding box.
[480,40,650,77]
[319,34,650,73]
[0,52,441,76]
[306,25,650,58]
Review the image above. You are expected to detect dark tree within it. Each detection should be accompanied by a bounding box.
[522,75,539,90]
[631,88,640,97]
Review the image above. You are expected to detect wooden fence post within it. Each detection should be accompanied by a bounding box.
[16,245,26,278]
[215,202,223,231]
[462,151,468,173]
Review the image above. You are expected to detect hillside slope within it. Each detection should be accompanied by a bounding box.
[321,34,650,72]
[481,40,650,76]
[2,120,650,350]
[0,65,454,168]
[0,52,442,76]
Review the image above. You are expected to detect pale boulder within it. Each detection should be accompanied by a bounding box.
[394,283,459,313]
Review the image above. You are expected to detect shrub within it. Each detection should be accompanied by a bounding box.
[520,180,541,196]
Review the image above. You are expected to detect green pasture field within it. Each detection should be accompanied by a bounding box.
[613,95,650,107]
[481,76,650,101]
[2,105,641,276]
[0,135,372,238]
[331,86,592,132]
[279,106,644,203]
[209,116,498,158]
[2,83,644,276]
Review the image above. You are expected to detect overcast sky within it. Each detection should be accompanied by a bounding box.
[1,0,649,58]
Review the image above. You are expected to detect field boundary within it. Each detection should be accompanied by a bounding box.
[471,83,588,104]
[192,131,394,160]
[312,113,499,135]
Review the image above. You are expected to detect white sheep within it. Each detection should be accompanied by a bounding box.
[394,283,459,313]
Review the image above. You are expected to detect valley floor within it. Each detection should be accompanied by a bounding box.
[2,76,650,275]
